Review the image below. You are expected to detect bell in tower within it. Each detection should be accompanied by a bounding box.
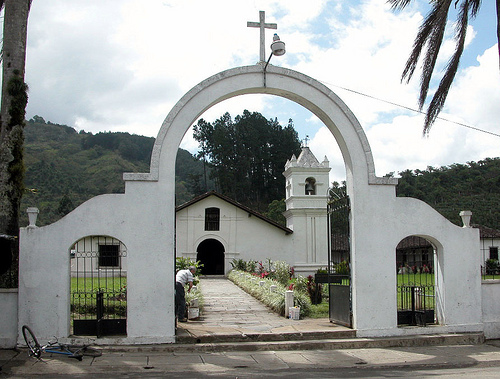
[305,178,316,195]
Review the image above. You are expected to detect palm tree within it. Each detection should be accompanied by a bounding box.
[0,0,32,286]
[389,0,500,134]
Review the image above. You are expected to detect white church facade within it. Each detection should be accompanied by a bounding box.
[176,147,330,276]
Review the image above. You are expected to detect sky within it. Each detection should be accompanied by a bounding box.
[22,0,500,184]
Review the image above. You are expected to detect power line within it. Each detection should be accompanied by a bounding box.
[323,82,500,138]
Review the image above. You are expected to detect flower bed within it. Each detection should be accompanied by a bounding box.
[228,269,311,317]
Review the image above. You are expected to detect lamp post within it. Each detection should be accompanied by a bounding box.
[263,33,286,87]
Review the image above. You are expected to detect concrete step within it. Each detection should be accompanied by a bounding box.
[176,329,357,344]
[105,332,485,354]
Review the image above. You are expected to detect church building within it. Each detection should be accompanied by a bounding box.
[175,146,331,276]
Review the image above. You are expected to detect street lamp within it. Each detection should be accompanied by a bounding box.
[263,33,286,86]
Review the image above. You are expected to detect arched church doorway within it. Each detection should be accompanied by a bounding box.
[197,239,225,275]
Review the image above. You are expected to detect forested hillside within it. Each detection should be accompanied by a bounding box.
[21,118,210,226]
[20,116,500,230]
[395,160,500,229]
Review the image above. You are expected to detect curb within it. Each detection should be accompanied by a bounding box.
[103,332,484,353]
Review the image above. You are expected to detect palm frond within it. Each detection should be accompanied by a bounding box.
[400,0,452,111]
[496,0,500,69]
[387,0,414,10]
[417,0,452,108]
[423,0,471,134]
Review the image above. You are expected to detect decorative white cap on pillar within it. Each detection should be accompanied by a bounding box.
[27,207,39,228]
[459,210,472,228]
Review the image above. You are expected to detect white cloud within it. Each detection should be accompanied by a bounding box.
[23,0,500,181]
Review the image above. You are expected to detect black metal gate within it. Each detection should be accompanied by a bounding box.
[71,236,127,337]
[396,236,435,326]
[327,188,352,327]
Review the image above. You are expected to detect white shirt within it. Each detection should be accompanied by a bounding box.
[176,269,194,285]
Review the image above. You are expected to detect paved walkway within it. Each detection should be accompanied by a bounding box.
[176,277,351,341]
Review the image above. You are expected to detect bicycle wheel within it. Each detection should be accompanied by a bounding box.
[22,325,41,358]
[68,345,102,358]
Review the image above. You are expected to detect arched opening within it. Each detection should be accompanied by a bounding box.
[70,235,127,337]
[123,65,399,336]
[197,239,225,275]
[396,235,437,326]
[305,177,316,195]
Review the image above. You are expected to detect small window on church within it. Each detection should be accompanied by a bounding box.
[490,247,499,261]
[305,177,316,195]
[205,207,220,231]
[98,244,120,267]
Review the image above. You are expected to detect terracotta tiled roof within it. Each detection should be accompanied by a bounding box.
[176,191,293,234]
[472,224,500,238]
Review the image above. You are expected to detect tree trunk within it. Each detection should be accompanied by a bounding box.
[0,0,31,286]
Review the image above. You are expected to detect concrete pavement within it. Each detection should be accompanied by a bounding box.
[2,277,499,377]
[2,341,500,377]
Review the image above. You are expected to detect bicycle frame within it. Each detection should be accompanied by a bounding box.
[43,342,83,360]
[22,325,102,361]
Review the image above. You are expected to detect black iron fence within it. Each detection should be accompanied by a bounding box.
[71,236,127,337]
[396,239,436,326]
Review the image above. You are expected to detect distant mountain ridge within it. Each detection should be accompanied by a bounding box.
[20,117,500,230]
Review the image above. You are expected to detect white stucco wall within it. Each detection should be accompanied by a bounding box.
[19,191,176,345]
[17,64,484,344]
[353,191,482,337]
[0,289,18,348]
[482,280,500,339]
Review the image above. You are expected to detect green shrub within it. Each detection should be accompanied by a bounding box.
[246,260,257,273]
[230,258,247,271]
[335,260,350,274]
[485,259,500,275]
[176,257,204,275]
[274,261,291,286]
[293,275,308,293]
[185,282,204,310]
[228,270,311,318]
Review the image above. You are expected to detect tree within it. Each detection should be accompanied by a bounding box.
[193,111,302,211]
[389,0,500,134]
[0,0,32,286]
[264,199,286,226]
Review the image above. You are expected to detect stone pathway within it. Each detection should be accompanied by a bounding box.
[176,276,352,341]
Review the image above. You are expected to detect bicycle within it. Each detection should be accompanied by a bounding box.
[22,325,102,361]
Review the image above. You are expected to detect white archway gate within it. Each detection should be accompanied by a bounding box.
[19,65,482,344]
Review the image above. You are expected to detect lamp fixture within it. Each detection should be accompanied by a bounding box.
[264,33,286,86]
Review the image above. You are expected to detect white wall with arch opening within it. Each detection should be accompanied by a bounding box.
[15,65,482,344]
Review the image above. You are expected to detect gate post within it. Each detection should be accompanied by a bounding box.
[96,291,104,338]
[284,290,294,318]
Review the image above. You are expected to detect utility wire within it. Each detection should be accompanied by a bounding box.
[323,82,500,138]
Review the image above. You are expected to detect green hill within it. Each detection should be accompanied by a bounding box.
[394,159,500,229]
[21,118,211,226]
[20,117,500,230]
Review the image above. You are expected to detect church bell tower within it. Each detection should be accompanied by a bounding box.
[283,146,330,274]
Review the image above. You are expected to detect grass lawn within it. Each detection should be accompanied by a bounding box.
[71,276,126,292]
[309,301,329,318]
[397,273,434,286]
[71,276,127,319]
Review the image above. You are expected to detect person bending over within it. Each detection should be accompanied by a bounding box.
[175,266,196,322]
